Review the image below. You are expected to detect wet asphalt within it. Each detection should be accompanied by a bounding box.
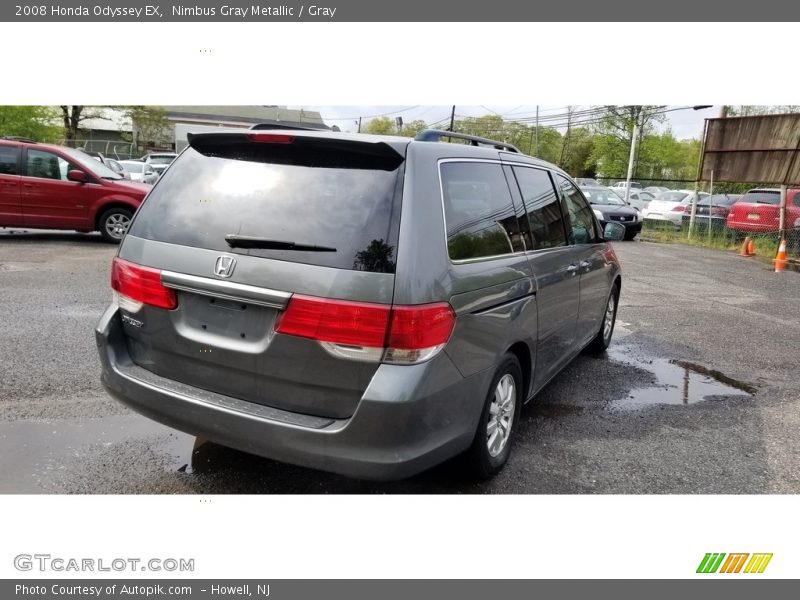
[0,230,798,494]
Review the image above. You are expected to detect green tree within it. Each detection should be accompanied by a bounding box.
[60,105,109,147]
[728,106,800,116]
[399,119,429,138]
[123,106,171,152]
[0,106,60,141]
[363,116,395,135]
[588,106,666,178]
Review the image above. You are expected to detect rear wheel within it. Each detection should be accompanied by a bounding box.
[98,207,133,243]
[585,282,619,353]
[465,354,522,479]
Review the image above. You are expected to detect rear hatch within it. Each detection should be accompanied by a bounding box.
[114,131,408,419]
[727,191,780,230]
[644,192,690,216]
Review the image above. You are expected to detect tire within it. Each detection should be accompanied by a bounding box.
[585,282,620,354]
[98,207,133,243]
[623,232,637,241]
[465,354,523,479]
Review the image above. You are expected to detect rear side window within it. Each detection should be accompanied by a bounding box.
[0,146,18,175]
[128,144,403,274]
[511,166,567,250]
[441,161,524,261]
[743,191,779,205]
[25,149,70,181]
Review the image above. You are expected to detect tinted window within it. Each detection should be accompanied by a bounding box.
[0,146,18,175]
[441,162,524,260]
[742,191,780,205]
[128,146,402,273]
[557,175,598,245]
[26,149,69,181]
[512,167,567,250]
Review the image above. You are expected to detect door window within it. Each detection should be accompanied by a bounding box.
[441,161,525,260]
[0,146,18,175]
[556,175,598,245]
[26,149,70,181]
[512,166,568,250]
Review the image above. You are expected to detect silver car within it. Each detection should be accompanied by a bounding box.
[119,160,159,185]
[95,129,625,480]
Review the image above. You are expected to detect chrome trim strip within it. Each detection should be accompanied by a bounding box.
[160,270,291,309]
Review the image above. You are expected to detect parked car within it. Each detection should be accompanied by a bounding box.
[581,186,642,240]
[624,190,656,211]
[120,160,159,185]
[95,129,625,481]
[681,194,742,231]
[612,181,642,190]
[643,186,670,194]
[641,190,709,228]
[139,152,178,175]
[575,177,600,186]
[85,153,131,181]
[0,139,150,242]
[726,188,800,237]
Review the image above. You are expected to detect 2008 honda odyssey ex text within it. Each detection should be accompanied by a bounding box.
[95,129,626,480]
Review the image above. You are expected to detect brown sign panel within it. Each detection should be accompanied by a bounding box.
[700,113,800,184]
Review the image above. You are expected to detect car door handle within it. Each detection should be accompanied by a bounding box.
[22,183,39,189]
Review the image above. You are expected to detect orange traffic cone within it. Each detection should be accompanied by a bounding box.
[774,239,787,273]
[747,239,755,256]
[739,237,754,257]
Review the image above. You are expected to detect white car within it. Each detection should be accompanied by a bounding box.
[612,181,642,190]
[641,190,710,228]
[120,160,159,185]
[625,190,656,211]
[140,152,178,175]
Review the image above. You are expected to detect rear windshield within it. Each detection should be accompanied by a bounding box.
[127,144,404,273]
[742,191,780,205]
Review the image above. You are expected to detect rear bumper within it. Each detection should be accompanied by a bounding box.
[95,306,488,480]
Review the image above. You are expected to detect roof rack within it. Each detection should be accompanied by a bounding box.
[0,136,36,143]
[414,129,520,153]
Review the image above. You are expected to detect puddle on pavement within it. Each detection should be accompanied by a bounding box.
[606,346,756,409]
[0,415,196,492]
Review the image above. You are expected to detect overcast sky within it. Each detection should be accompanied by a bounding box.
[293,105,720,139]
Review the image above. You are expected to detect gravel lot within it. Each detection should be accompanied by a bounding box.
[1,229,798,493]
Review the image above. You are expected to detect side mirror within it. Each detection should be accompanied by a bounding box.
[603,222,626,242]
[67,169,87,183]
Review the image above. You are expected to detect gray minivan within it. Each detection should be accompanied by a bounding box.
[95,129,625,480]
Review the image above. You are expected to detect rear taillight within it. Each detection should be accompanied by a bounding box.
[275,295,455,364]
[111,257,177,312]
[672,205,686,212]
[711,207,727,216]
[246,133,294,144]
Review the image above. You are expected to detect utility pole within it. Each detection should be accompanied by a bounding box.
[624,118,639,206]
[534,105,539,156]
[448,106,455,132]
[357,117,362,133]
[719,105,729,118]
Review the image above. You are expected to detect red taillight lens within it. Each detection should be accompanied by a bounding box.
[672,205,686,212]
[275,295,456,363]
[711,207,727,216]
[386,304,456,350]
[111,257,177,310]
[246,133,294,144]
[275,295,390,347]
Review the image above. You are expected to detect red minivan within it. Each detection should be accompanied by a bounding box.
[0,138,151,242]
[726,187,800,237]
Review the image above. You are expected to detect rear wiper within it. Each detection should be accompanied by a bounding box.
[224,235,337,252]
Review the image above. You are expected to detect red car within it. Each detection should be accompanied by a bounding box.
[0,138,150,242]
[726,187,800,236]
